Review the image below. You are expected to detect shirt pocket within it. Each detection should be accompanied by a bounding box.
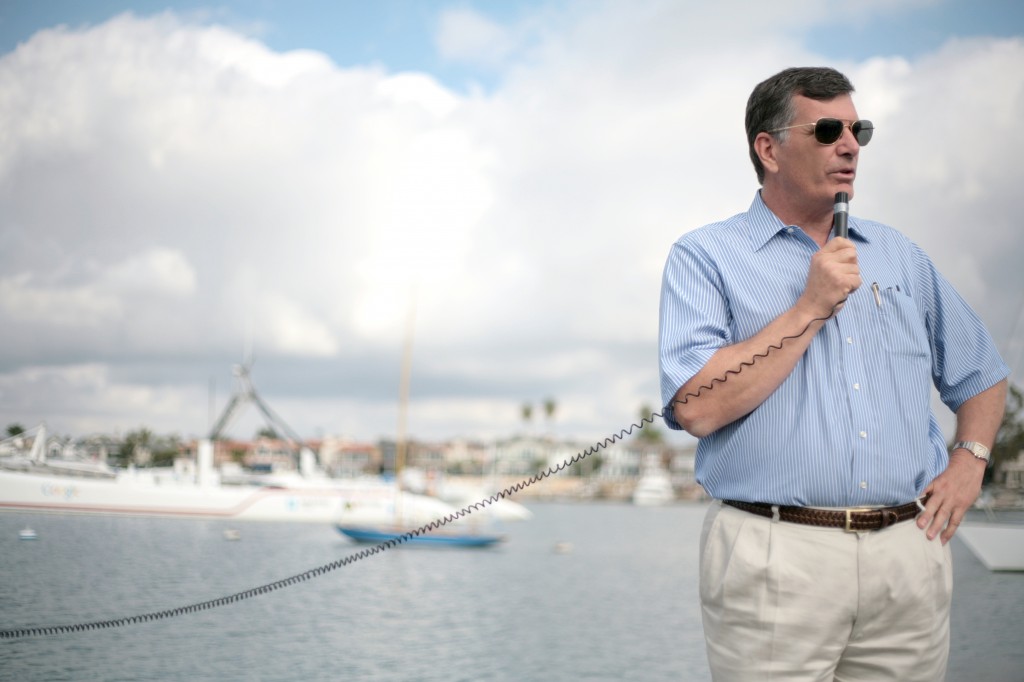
[875,286,930,358]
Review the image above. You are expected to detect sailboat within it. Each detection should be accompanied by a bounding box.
[333,489,504,547]
[334,299,505,548]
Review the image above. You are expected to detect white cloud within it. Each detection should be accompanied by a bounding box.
[0,363,206,436]
[262,293,338,357]
[0,4,1020,443]
[435,8,519,67]
[375,72,461,117]
[101,247,197,296]
[851,37,1024,325]
[0,273,121,327]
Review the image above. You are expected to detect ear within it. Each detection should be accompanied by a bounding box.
[754,131,780,177]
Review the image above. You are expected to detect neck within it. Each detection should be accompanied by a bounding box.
[760,186,833,246]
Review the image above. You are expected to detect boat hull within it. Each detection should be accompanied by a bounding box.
[0,469,439,523]
[335,525,504,547]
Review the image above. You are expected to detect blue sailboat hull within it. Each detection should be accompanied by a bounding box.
[335,525,504,548]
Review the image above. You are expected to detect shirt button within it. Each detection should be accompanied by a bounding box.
[859,431,868,439]
[846,337,853,344]
[853,383,860,390]
[786,227,795,234]
[860,481,868,489]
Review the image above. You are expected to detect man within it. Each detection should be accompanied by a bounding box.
[658,66,1009,681]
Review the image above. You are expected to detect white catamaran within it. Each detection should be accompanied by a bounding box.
[0,365,485,525]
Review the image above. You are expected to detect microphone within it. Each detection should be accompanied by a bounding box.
[833,192,849,239]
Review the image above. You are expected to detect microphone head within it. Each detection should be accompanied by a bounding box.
[834,191,849,204]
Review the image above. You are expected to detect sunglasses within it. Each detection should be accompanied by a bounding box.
[768,118,874,146]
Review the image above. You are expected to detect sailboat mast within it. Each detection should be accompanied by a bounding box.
[395,298,416,519]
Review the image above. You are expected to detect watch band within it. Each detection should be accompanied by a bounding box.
[952,440,992,467]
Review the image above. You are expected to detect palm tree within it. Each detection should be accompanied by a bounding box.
[543,397,557,432]
[521,402,533,431]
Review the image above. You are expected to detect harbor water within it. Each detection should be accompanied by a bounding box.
[1,503,1022,681]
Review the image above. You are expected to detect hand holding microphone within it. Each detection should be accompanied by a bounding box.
[800,192,860,318]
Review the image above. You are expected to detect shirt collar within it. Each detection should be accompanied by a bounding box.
[746,190,869,250]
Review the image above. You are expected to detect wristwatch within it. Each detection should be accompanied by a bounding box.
[952,441,992,468]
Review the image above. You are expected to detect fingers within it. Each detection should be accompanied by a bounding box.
[822,236,859,261]
[916,494,966,545]
[940,513,963,545]
[916,501,936,536]
[823,235,855,250]
[804,243,861,317]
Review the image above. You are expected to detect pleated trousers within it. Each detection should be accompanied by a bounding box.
[699,500,952,682]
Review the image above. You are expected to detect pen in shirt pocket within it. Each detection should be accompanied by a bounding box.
[870,283,903,308]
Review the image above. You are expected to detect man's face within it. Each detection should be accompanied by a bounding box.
[772,93,862,208]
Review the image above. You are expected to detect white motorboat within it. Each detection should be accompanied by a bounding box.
[632,455,675,506]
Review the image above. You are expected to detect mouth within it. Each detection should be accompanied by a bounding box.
[831,168,857,182]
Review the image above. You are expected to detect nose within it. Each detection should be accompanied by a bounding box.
[836,125,860,155]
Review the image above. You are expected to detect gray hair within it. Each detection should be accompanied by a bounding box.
[745,67,855,184]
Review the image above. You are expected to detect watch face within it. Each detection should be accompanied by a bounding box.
[956,441,991,465]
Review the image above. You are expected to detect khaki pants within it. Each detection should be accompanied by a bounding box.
[700,501,952,681]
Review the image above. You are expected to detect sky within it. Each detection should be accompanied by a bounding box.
[0,0,1022,446]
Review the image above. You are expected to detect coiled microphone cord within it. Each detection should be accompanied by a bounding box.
[1,301,845,640]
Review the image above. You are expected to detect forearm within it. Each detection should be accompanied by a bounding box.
[671,301,827,437]
[919,379,1008,544]
[952,379,1007,448]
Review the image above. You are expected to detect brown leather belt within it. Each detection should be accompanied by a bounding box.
[723,497,926,532]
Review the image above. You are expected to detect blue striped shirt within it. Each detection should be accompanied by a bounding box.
[659,192,1009,507]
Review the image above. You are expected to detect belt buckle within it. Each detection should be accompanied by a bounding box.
[844,508,872,532]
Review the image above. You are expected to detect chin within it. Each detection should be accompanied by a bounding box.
[833,177,856,193]
[829,184,855,201]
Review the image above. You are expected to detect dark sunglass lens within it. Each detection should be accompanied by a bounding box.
[814,118,844,144]
[853,120,873,146]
